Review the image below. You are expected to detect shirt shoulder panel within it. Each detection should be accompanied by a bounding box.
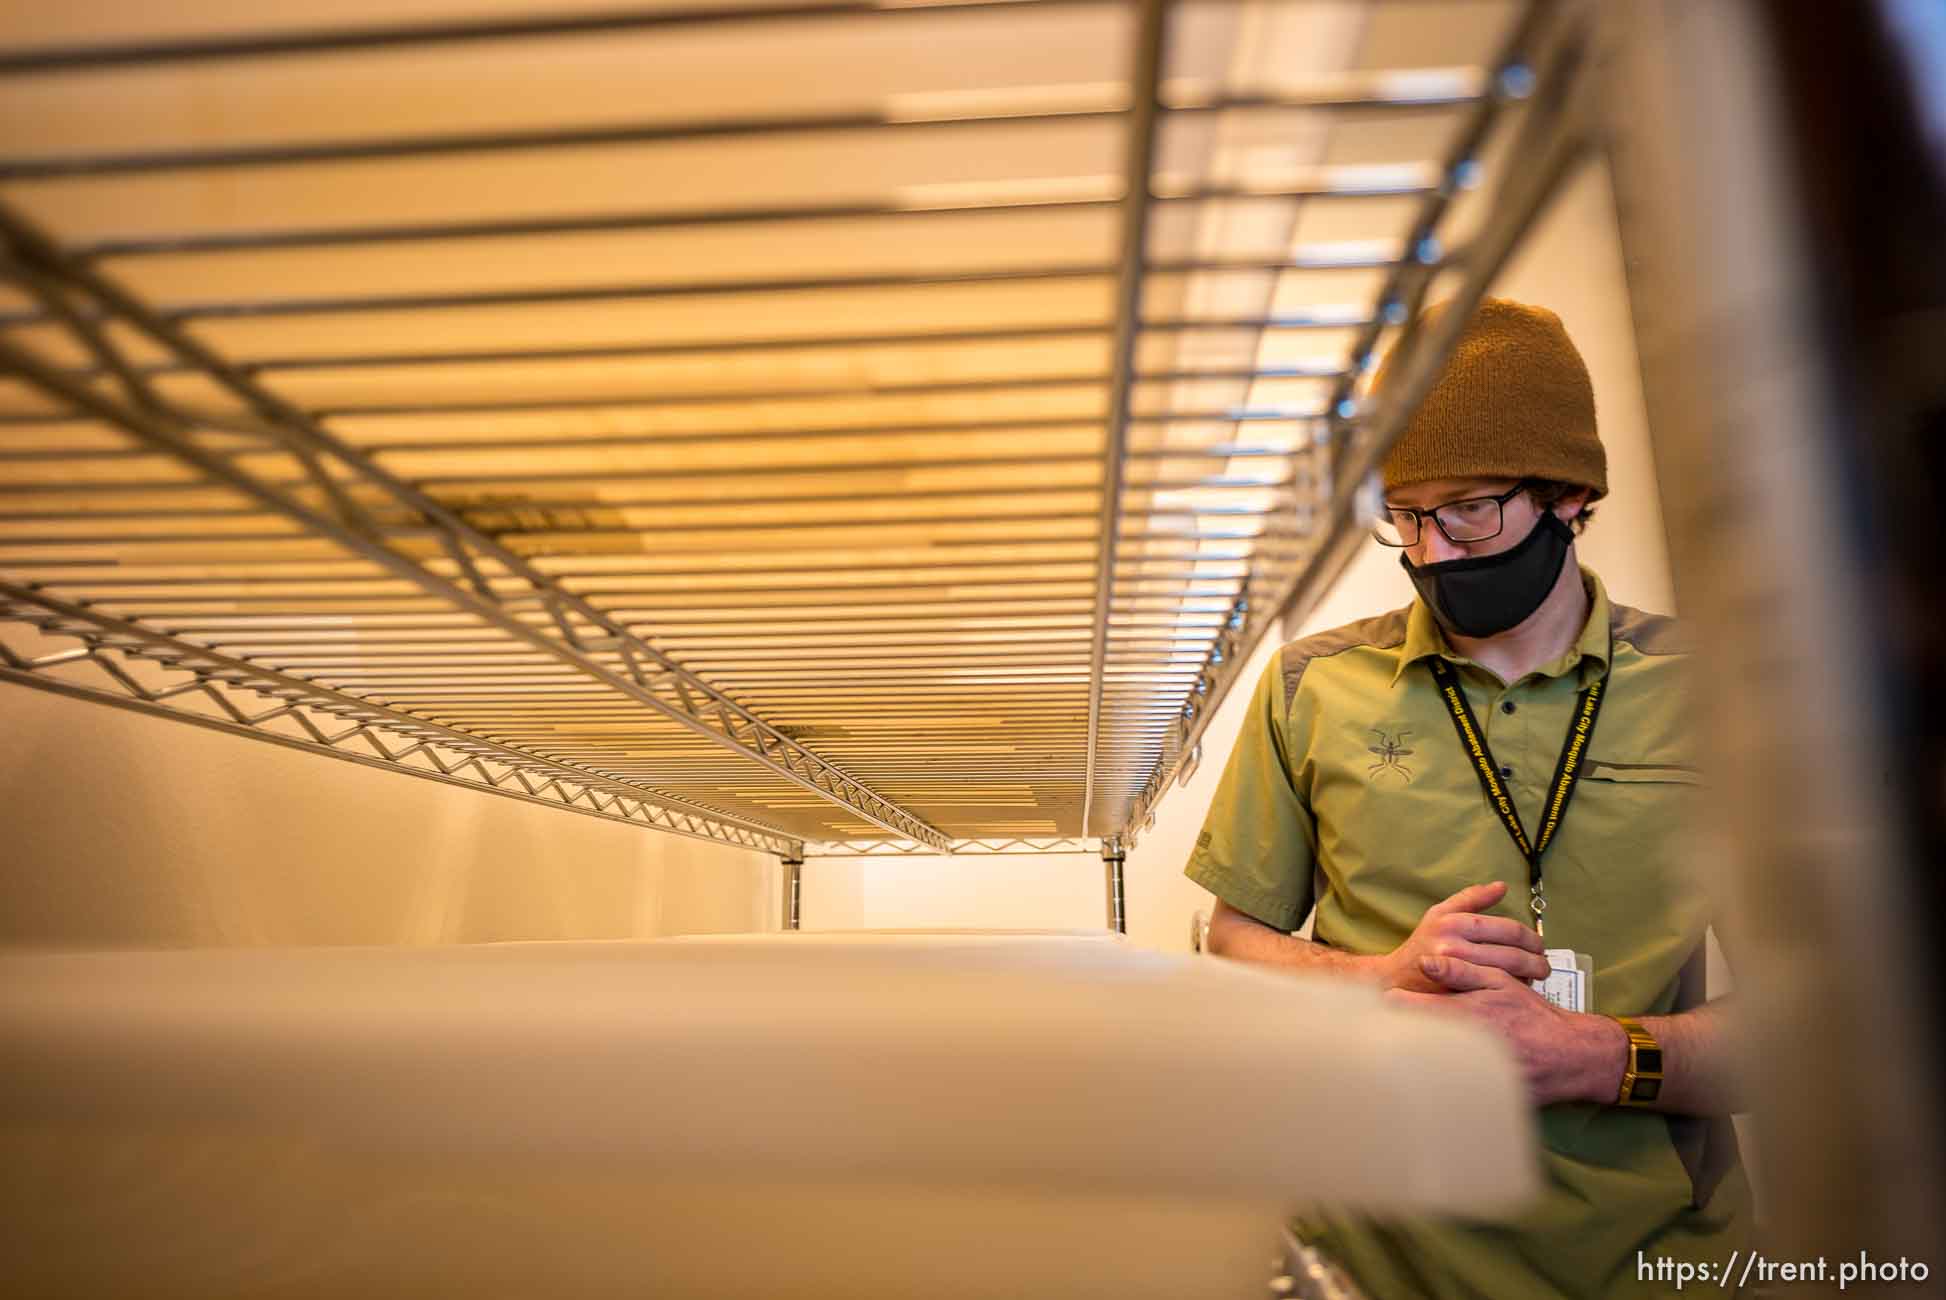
[1280,607,1411,711]
[1610,602,1689,657]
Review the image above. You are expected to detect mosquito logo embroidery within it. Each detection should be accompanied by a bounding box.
[1368,728,1415,784]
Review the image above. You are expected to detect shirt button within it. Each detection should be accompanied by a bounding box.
[1499,765,1514,779]
[1501,700,1516,715]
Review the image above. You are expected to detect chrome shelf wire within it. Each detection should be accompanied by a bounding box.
[0,0,1595,852]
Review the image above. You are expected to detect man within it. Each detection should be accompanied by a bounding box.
[1186,298,1750,1297]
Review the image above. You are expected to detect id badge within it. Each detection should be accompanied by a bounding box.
[1531,949,1594,1013]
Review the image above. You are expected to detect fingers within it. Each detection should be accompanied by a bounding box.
[1419,885,1544,956]
[1416,954,1522,993]
[1436,940,1551,983]
[1455,912,1547,956]
[1424,880,1508,918]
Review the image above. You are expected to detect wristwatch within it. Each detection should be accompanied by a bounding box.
[1612,1016,1664,1106]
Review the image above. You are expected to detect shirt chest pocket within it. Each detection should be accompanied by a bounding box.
[1566,761,1704,869]
[1554,761,1712,987]
[1582,761,1700,786]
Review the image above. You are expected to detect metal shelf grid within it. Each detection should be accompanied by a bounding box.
[0,0,1595,855]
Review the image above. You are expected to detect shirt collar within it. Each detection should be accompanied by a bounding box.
[1390,567,1614,687]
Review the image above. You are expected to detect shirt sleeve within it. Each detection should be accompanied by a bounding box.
[1183,647,1318,932]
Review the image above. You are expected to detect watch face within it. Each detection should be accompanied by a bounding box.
[1637,1047,1664,1074]
[1629,1076,1662,1103]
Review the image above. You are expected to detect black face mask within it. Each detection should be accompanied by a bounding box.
[1400,510,1574,639]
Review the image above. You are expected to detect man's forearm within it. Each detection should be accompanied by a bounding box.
[1642,996,1744,1115]
[1577,996,1743,1116]
[1205,904,1388,984]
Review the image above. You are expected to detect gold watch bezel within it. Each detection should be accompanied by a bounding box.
[1613,1015,1664,1107]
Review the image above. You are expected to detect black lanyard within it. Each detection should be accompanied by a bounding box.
[1425,656,1608,937]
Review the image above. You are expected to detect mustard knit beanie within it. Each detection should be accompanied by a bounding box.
[1374,297,1606,499]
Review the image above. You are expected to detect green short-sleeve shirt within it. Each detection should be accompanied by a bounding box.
[1186,571,1750,1299]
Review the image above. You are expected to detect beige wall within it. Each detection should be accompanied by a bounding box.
[800,850,1104,932]
[0,683,780,949]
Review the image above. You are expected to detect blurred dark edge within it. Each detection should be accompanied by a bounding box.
[1602,0,1946,1286]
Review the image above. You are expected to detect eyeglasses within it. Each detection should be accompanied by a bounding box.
[1373,481,1531,548]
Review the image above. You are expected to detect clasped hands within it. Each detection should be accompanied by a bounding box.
[1376,880,1621,1107]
